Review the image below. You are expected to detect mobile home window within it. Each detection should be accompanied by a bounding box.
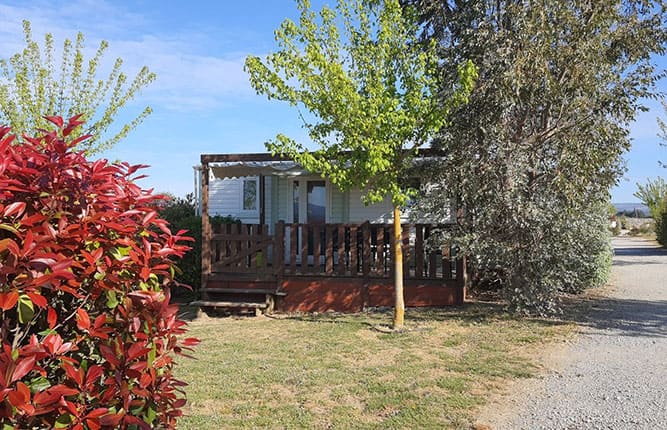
[242,178,258,211]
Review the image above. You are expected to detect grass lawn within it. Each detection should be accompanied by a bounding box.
[175,303,574,429]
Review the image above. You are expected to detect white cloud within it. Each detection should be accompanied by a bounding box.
[0,0,254,113]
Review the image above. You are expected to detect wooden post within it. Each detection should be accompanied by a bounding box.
[337,225,345,275]
[200,161,211,300]
[274,221,285,288]
[393,206,404,329]
[259,174,266,226]
[415,225,424,278]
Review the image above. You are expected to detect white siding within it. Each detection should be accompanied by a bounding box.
[208,176,272,225]
[329,186,348,223]
[348,189,396,223]
[275,176,290,222]
[348,187,454,224]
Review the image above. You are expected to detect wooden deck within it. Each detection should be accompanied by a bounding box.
[198,221,465,313]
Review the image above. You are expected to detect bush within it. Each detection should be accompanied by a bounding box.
[157,196,239,300]
[627,222,655,236]
[0,117,198,428]
[657,205,667,246]
[156,195,201,301]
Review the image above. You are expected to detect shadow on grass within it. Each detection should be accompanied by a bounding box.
[280,300,571,333]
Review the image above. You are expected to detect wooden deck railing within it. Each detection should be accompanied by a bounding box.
[209,221,461,282]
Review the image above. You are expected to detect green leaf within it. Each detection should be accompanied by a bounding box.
[109,247,123,260]
[18,294,34,324]
[143,403,157,424]
[0,224,19,235]
[147,343,156,367]
[29,376,51,392]
[106,290,119,309]
[55,413,74,428]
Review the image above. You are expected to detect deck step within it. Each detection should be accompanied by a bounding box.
[203,287,287,296]
[191,300,268,309]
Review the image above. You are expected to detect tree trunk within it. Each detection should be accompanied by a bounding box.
[393,205,405,329]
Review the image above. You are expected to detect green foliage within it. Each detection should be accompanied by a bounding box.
[659,100,667,168]
[157,194,202,298]
[157,194,240,299]
[634,177,667,220]
[245,0,476,206]
[409,0,666,314]
[657,205,667,246]
[627,221,655,236]
[0,21,156,154]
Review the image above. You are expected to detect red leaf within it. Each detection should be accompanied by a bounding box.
[3,201,26,218]
[142,210,157,226]
[62,362,83,387]
[76,308,90,331]
[47,307,57,329]
[0,291,19,311]
[85,408,109,419]
[26,292,47,309]
[0,238,20,255]
[85,365,104,387]
[94,313,106,329]
[127,342,150,361]
[8,382,34,414]
[99,412,124,427]
[11,355,36,383]
[43,115,64,128]
[140,266,151,282]
[181,337,200,347]
[99,345,120,369]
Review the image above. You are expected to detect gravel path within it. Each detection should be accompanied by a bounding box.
[492,237,667,430]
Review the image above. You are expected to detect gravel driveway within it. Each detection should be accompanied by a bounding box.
[481,236,667,430]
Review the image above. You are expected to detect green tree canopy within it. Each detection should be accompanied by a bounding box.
[245,0,476,327]
[0,21,156,154]
[408,0,666,313]
[246,0,476,207]
[634,177,667,219]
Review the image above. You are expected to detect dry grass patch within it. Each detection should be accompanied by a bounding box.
[176,303,575,429]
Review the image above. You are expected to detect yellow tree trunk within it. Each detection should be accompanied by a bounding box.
[393,205,405,329]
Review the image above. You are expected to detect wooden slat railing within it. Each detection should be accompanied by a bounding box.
[208,221,460,281]
[210,223,275,275]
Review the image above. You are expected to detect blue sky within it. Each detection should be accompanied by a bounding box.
[0,0,665,203]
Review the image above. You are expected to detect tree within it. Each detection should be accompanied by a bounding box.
[659,100,667,168]
[0,21,156,154]
[245,0,476,328]
[634,177,667,219]
[408,0,666,313]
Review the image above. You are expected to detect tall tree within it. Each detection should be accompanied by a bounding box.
[245,0,476,328]
[659,100,667,168]
[0,21,156,154]
[408,0,667,313]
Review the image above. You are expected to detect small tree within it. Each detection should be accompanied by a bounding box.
[245,0,475,328]
[634,177,667,220]
[0,21,156,154]
[0,116,196,428]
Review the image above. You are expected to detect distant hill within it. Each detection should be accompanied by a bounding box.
[613,203,650,217]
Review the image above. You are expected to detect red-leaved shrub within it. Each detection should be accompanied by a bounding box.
[0,115,198,429]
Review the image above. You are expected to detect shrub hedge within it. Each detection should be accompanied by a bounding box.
[0,117,197,428]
